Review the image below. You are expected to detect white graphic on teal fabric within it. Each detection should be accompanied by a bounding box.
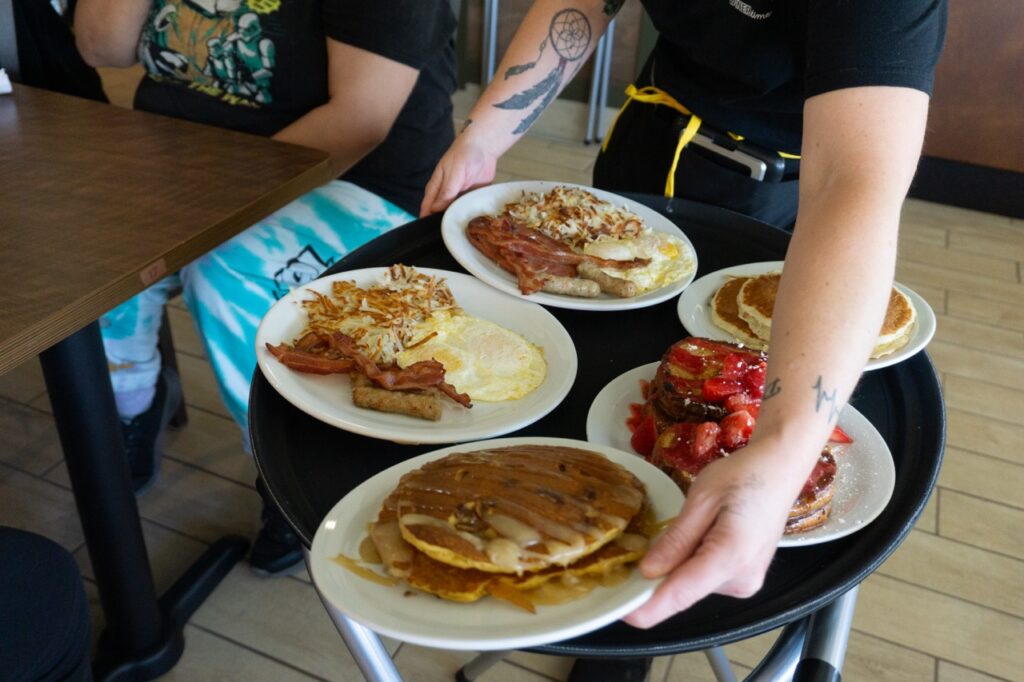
[272,246,335,300]
[139,0,278,106]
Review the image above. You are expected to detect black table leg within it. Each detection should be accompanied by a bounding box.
[40,321,248,681]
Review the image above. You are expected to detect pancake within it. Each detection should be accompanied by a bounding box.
[392,445,647,574]
[871,288,917,358]
[736,272,781,342]
[709,276,768,349]
[735,272,917,358]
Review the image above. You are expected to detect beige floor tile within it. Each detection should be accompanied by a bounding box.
[0,398,65,474]
[948,290,1024,333]
[927,340,1024,391]
[135,458,263,544]
[192,564,387,681]
[178,353,234,420]
[163,625,321,681]
[943,374,1023,424]
[896,260,1023,306]
[495,155,593,185]
[504,651,575,680]
[946,409,1024,467]
[876,529,1024,617]
[167,305,207,359]
[932,314,1024,359]
[938,447,1024,509]
[939,490,1024,560]
[0,464,84,551]
[898,216,948,247]
[503,136,600,173]
[854,573,1024,680]
[164,408,257,487]
[394,646,551,682]
[938,660,1012,682]
[949,227,1024,262]
[842,630,936,682]
[897,240,1018,281]
[0,357,47,403]
[901,199,1013,233]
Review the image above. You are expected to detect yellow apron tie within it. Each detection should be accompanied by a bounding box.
[601,84,801,197]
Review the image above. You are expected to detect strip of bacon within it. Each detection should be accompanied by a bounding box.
[265,343,356,375]
[331,333,472,408]
[467,215,650,295]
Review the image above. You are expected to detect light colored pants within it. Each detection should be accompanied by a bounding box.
[101,180,412,436]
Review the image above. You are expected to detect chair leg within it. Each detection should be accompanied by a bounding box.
[456,650,509,682]
[157,307,188,428]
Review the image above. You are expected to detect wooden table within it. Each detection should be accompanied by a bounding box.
[0,84,332,680]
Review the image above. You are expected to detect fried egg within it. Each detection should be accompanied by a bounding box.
[395,312,546,402]
[582,233,693,293]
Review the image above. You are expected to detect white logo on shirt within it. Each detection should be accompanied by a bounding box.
[729,0,771,20]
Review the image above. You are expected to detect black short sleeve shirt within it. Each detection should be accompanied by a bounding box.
[133,0,455,214]
[641,0,947,153]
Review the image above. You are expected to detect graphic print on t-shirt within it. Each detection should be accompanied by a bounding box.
[139,0,279,107]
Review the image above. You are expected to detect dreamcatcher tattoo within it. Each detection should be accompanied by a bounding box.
[494,8,592,135]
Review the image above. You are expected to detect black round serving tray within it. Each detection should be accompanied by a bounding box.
[251,196,945,657]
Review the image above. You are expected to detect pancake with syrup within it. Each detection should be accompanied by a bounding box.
[872,288,917,358]
[364,445,652,610]
[709,276,768,350]
[393,445,647,574]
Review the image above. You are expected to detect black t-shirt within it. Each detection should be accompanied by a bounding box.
[641,0,947,153]
[133,0,456,215]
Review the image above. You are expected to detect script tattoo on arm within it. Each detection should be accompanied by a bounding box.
[459,118,473,134]
[812,376,842,422]
[762,378,781,400]
[495,9,592,134]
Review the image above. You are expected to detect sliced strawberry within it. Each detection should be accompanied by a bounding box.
[719,410,756,450]
[702,377,744,402]
[651,423,698,474]
[692,422,721,459]
[719,353,749,381]
[743,364,767,398]
[829,425,854,444]
[669,345,705,376]
[724,391,756,414]
[630,414,659,457]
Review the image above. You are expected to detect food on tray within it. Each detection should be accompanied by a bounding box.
[627,337,850,534]
[467,186,695,298]
[709,270,917,358]
[337,445,656,612]
[265,265,546,420]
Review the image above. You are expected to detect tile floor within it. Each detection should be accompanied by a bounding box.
[1,70,1021,681]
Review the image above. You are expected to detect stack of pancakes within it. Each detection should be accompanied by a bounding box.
[366,445,653,612]
[710,272,917,358]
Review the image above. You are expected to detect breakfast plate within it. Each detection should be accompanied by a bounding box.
[255,268,577,444]
[441,181,698,311]
[675,261,937,371]
[585,363,896,547]
[308,436,683,651]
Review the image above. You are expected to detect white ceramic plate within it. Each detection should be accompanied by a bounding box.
[255,268,577,444]
[675,261,936,371]
[440,181,698,311]
[308,436,684,651]
[585,364,896,547]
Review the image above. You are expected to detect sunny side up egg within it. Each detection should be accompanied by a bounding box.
[582,233,692,293]
[395,312,547,402]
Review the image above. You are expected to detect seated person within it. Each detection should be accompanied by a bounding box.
[0,526,92,682]
[74,0,457,575]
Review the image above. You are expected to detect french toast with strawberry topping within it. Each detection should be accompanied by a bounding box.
[628,337,846,534]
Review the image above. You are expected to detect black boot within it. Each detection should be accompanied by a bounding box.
[121,366,182,495]
[250,478,303,577]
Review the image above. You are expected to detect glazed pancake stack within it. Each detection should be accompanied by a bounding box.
[710,272,917,358]
[364,445,653,612]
